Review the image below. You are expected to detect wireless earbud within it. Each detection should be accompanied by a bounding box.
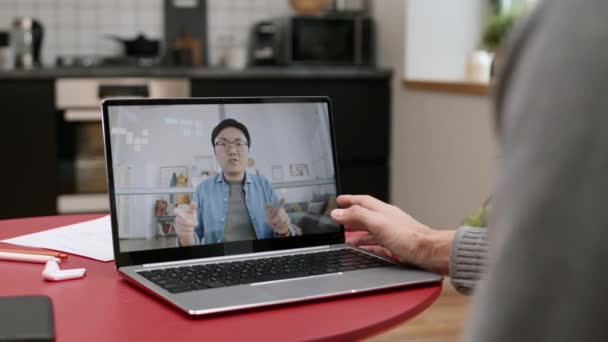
[42,259,86,281]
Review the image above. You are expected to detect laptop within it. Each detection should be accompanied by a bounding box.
[101,96,441,316]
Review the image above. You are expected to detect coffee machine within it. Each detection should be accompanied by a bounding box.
[12,17,44,69]
[248,20,286,66]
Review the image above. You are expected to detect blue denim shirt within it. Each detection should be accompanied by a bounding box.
[191,171,281,245]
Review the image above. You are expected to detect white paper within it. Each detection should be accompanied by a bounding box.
[1,215,113,262]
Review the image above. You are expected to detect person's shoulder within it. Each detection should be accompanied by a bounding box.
[197,174,222,190]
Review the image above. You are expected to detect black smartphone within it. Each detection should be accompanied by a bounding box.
[0,295,54,341]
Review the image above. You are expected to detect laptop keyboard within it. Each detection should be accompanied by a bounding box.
[138,248,394,294]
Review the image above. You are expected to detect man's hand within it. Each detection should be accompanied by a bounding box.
[330,195,454,275]
[265,198,291,236]
[173,202,198,246]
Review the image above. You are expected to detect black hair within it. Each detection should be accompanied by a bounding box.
[211,119,251,148]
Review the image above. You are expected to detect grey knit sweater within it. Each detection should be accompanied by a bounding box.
[450,226,487,294]
[461,0,608,340]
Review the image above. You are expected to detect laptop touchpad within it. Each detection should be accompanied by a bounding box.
[253,273,348,299]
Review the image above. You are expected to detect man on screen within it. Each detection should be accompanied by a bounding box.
[173,119,295,246]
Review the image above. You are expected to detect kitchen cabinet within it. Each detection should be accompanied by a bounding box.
[0,67,391,219]
[0,79,56,219]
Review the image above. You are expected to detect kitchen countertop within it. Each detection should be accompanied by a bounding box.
[0,66,393,80]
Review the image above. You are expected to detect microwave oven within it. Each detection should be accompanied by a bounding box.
[249,15,375,66]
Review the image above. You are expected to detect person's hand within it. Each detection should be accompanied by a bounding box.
[330,195,454,275]
[173,202,198,246]
[265,198,291,236]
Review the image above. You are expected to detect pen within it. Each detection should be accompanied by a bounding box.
[0,251,61,264]
[0,248,68,259]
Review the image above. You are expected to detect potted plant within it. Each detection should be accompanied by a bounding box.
[482,11,519,51]
[481,9,523,78]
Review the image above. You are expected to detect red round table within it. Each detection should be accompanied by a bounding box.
[0,214,441,342]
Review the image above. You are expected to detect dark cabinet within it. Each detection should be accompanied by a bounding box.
[0,80,56,219]
[339,162,389,202]
[191,75,391,201]
[0,68,391,219]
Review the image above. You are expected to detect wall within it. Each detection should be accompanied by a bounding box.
[0,0,291,66]
[374,0,497,229]
[229,102,337,205]
[109,102,332,189]
[405,0,486,80]
[109,103,220,238]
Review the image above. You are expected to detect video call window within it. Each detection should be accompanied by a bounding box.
[108,102,339,252]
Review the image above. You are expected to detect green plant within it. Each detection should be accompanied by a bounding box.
[481,11,520,51]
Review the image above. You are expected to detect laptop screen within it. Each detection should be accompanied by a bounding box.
[104,98,341,259]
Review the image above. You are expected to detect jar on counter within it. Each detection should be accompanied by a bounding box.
[225,43,248,70]
[0,31,13,70]
[466,50,493,83]
[215,34,248,69]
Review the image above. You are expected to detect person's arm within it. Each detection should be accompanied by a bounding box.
[450,226,487,295]
[331,195,455,275]
[173,203,199,246]
[193,191,204,244]
[266,198,295,237]
[174,185,202,246]
[329,194,491,284]
[263,179,294,237]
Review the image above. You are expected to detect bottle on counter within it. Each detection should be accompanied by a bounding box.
[170,30,202,67]
[12,17,44,69]
[0,31,13,70]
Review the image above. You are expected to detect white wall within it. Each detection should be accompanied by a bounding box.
[228,102,336,204]
[109,104,220,239]
[110,102,335,189]
[227,103,334,183]
[110,104,220,189]
[405,0,486,81]
[374,0,497,229]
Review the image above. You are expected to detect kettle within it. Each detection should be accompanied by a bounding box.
[12,17,44,69]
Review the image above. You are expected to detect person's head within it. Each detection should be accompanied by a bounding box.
[211,119,251,181]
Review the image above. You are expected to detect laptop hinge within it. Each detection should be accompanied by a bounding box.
[142,245,333,268]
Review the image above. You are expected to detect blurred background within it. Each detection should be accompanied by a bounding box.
[0,0,536,237]
[0,1,541,339]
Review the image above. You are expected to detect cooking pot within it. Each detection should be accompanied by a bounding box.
[290,0,327,14]
[106,33,160,58]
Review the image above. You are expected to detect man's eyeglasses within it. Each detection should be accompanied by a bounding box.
[214,140,248,151]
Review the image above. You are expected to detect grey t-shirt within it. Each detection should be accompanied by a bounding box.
[223,180,257,242]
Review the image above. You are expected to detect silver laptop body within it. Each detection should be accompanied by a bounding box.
[102,97,441,316]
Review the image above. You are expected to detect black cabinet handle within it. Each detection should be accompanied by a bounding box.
[98,85,149,99]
